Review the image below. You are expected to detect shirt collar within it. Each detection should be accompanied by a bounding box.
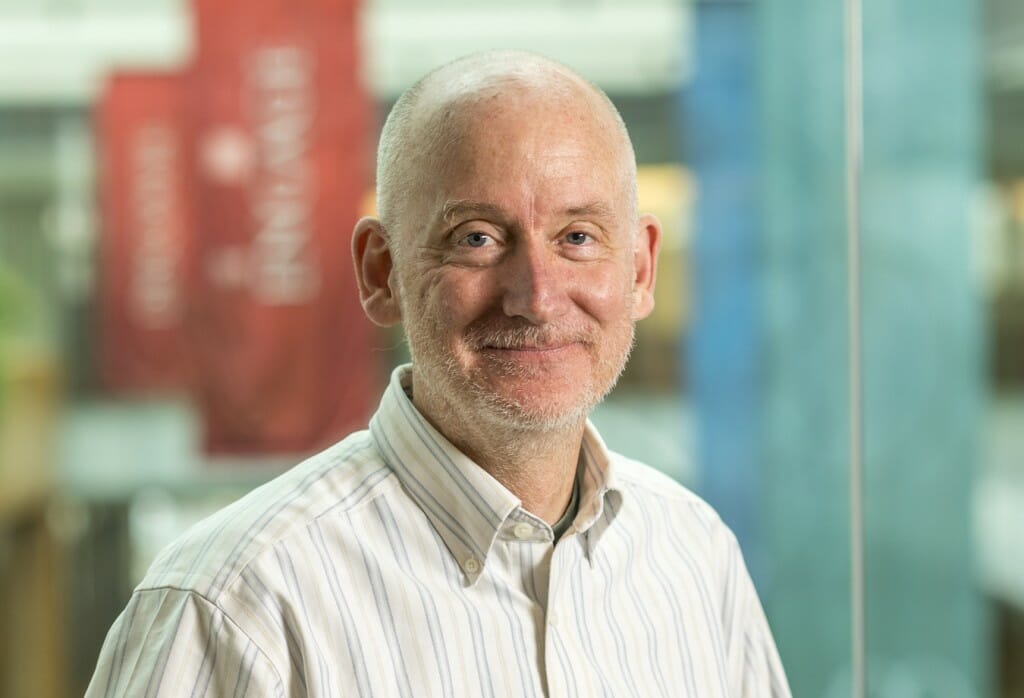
[369,364,624,582]
[574,414,624,560]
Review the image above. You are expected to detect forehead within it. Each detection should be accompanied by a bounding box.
[422,87,629,219]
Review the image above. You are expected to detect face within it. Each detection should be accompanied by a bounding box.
[357,86,660,435]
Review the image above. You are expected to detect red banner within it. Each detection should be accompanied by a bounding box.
[189,0,377,454]
[96,72,193,394]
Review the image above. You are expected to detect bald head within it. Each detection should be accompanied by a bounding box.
[375,51,638,236]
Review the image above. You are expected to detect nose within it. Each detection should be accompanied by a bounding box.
[500,239,570,324]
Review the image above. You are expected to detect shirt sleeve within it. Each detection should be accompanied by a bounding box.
[721,533,793,698]
[86,587,284,698]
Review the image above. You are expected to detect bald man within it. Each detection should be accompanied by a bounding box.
[88,52,790,697]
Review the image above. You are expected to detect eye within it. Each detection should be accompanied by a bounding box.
[461,231,493,248]
[565,230,591,245]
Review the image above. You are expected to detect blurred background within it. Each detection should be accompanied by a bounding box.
[0,0,1021,695]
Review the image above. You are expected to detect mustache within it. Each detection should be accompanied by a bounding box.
[463,322,594,350]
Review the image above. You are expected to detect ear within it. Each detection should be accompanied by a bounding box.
[352,216,402,326]
[631,213,662,320]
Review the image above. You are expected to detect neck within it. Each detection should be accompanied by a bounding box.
[412,378,584,525]
[464,423,583,525]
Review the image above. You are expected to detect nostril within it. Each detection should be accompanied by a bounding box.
[502,286,565,324]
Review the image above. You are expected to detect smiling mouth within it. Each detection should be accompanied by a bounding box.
[482,343,575,352]
[466,323,591,356]
[476,343,584,365]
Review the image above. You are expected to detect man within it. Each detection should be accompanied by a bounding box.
[88,51,790,697]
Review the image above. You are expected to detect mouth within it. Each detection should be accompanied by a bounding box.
[480,342,576,352]
[466,324,592,363]
[476,342,583,366]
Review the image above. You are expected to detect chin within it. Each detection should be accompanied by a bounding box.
[476,396,591,433]
[465,375,604,432]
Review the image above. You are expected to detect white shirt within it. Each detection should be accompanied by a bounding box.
[88,365,790,697]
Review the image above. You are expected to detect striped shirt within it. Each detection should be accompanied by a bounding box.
[87,365,790,697]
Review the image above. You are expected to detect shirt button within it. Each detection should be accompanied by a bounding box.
[548,610,559,627]
[464,557,480,574]
[513,523,533,540]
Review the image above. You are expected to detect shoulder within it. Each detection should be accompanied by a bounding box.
[87,585,286,697]
[137,429,398,601]
[606,449,746,574]
[604,451,753,605]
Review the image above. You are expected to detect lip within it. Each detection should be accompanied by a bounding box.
[481,342,577,352]
[477,343,581,359]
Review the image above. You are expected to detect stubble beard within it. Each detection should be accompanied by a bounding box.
[405,314,636,436]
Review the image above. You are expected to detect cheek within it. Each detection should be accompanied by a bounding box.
[410,270,497,331]
[573,263,635,321]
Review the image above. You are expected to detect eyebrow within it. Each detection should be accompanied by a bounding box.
[441,200,506,226]
[564,202,615,219]
[440,199,616,226]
